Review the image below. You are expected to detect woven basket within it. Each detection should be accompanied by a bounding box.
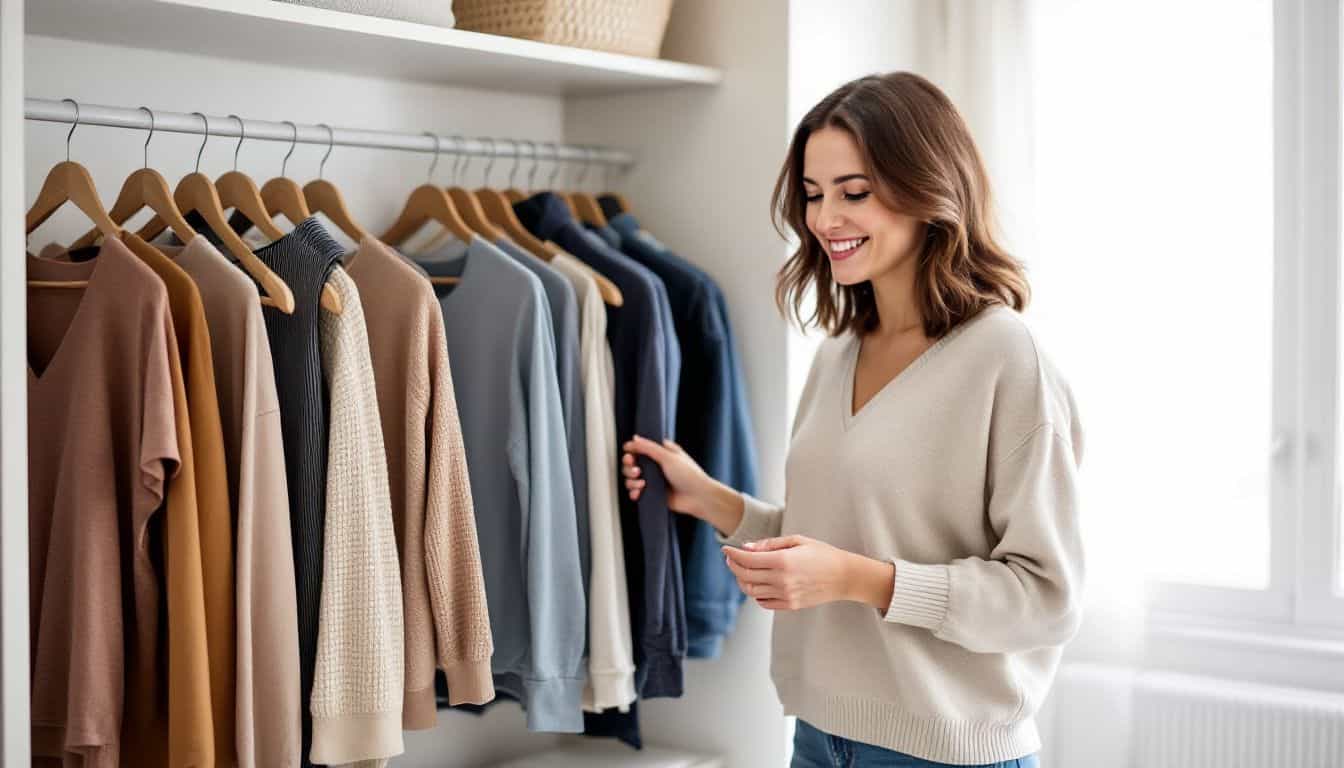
[453,0,676,58]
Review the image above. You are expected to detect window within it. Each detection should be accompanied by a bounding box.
[1031,0,1344,631]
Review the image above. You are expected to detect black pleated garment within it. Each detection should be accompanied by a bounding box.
[252,218,342,768]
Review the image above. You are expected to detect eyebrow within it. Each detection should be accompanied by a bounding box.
[801,174,869,185]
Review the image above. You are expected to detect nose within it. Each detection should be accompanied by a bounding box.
[814,193,845,234]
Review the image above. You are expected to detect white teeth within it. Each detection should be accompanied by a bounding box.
[829,237,867,253]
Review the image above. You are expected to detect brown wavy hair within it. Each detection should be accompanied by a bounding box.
[771,72,1030,339]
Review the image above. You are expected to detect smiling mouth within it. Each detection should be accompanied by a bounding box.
[828,236,869,260]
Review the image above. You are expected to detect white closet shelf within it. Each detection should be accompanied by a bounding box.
[25,0,724,96]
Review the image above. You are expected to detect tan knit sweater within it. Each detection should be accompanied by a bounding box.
[345,237,494,726]
[310,268,405,767]
[722,304,1085,765]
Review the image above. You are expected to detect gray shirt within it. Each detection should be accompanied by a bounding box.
[493,237,590,616]
[411,236,586,733]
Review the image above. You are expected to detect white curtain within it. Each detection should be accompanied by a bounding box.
[920,0,1148,670]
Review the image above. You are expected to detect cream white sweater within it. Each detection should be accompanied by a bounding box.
[311,268,405,767]
[722,304,1085,765]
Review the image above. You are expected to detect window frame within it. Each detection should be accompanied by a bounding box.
[1146,0,1344,639]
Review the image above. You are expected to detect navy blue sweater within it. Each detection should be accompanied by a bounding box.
[599,209,761,659]
[515,194,686,749]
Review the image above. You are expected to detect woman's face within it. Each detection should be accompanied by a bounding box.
[802,126,923,288]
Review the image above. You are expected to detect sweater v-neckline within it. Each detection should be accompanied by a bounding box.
[840,309,992,430]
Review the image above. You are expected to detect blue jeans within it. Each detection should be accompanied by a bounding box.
[791,720,1040,768]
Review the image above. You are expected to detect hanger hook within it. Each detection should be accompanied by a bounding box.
[424,131,441,182]
[577,146,593,189]
[228,114,245,172]
[523,140,539,192]
[318,123,334,180]
[281,120,298,177]
[62,98,80,162]
[546,142,560,189]
[450,135,469,186]
[138,106,154,169]
[505,139,521,190]
[191,111,209,174]
[480,137,497,186]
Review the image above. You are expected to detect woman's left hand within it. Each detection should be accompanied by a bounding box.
[723,535,895,612]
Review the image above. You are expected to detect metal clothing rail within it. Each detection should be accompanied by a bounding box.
[23,97,635,168]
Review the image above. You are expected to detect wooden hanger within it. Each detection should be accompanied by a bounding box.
[26,100,120,289]
[303,124,366,242]
[446,136,503,241]
[260,120,312,227]
[68,106,196,252]
[135,112,296,314]
[216,114,286,241]
[571,147,609,228]
[212,120,337,313]
[380,134,476,285]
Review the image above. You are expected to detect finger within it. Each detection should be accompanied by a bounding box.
[743,535,805,552]
[629,488,641,501]
[624,434,672,463]
[740,582,783,600]
[724,547,791,570]
[722,546,776,571]
[624,479,646,493]
[756,599,791,611]
[723,554,775,585]
[662,438,686,455]
[621,463,641,479]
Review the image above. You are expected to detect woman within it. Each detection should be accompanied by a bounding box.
[621,72,1084,768]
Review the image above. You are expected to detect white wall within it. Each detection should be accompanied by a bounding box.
[565,1,794,766]
[783,0,931,417]
[0,0,27,765]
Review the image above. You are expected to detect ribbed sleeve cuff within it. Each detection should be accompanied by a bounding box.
[442,659,495,706]
[523,676,586,733]
[716,493,781,547]
[309,711,404,765]
[884,559,950,631]
[582,665,637,713]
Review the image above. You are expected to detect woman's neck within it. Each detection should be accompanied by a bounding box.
[868,266,924,339]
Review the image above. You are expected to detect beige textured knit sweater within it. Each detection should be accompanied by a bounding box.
[345,237,494,726]
[311,268,405,767]
[722,304,1085,765]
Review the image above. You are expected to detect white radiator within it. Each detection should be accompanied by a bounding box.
[1130,672,1344,768]
[1042,663,1344,768]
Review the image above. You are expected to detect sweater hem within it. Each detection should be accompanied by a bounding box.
[309,711,405,764]
[403,685,438,730]
[639,648,684,698]
[492,672,586,733]
[441,659,496,705]
[776,678,1040,765]
[582,666,637,713]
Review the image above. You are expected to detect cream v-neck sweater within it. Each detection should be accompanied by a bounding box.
[721,304,1085,765]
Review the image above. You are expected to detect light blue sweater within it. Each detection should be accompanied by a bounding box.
[412,235,586,733]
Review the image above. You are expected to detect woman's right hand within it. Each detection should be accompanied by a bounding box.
[622,435,746,535]
[621,435,711,515]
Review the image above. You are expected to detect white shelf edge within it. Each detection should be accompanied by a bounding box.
[184,0,724,84]
[27,0,724,95]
